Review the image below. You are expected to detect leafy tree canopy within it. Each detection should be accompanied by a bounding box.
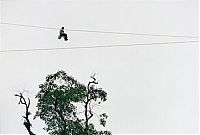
[34,70,111,135]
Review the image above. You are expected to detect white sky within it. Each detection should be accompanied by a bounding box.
[0,0,199,134]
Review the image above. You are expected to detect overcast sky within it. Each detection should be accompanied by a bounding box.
[0,0,199,134]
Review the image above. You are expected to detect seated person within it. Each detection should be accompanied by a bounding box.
[58,27,68,41]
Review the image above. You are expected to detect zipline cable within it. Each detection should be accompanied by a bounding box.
[0,40,198,53]
[0,22,198,39]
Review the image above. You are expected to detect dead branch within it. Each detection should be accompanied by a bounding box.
[15,92,36,135]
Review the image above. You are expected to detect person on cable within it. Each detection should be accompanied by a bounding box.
[58,27,68,41]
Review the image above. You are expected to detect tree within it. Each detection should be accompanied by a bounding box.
[15,93,36,135]
[34,70,111,135]
[83,74,110,135]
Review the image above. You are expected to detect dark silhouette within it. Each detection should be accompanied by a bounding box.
[58,27,68,41]
[15,93,36,135]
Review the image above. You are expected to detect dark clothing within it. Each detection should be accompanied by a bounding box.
[58,28,68,41]
[58,33,68,41]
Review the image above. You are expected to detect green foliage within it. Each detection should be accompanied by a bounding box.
[100,113,108,127]
[34,70,111,135]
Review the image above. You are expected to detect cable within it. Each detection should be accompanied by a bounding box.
[1,22,198,39]
[1,22,58,30]
[0,41,198,53]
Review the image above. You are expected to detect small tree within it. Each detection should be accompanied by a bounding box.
[83,74,110,135]
[15,93,36,135]
[34,70,111,135]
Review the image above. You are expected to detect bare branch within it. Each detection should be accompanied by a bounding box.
[90,74,98,84]
[91,111,100,119]
[27,98,30,109]
[88,110,93,120]
[15,92,36,135]
[87,101,94,121]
